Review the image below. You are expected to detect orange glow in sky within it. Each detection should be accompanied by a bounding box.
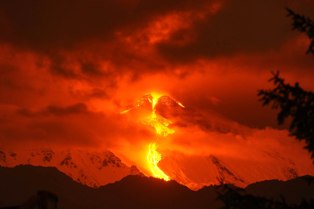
[0,0,314,190]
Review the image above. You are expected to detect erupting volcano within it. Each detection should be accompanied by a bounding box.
[122,93,185,181]
[117,92,314,189]
[1,1,314,208]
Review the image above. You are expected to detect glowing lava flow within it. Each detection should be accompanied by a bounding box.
[122,92,184,181]
[146,93,172,181]
[147,143,170,181]
[146,93,175,137]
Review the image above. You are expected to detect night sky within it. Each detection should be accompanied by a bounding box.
[0,0,314,174]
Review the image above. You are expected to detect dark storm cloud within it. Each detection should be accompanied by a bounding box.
[0,0,214,81]
[157,0,314,61]
[157,0,286,60]
[0,0,210,50]
[0,0,131,49]
[1,0,313,65]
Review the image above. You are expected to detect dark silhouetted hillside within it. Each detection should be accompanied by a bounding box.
[0,165,313,209]
[246,175,314,205]
[0,165,218,209]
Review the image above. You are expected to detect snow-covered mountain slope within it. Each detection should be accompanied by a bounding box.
[160,150,314,190]
[121,93,314,190]
[0,139,313,191]
[0,148,141,187]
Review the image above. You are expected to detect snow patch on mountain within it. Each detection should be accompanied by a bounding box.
[0,148,142,187]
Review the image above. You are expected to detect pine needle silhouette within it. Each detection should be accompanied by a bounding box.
[258,9,314,160]
[258,71,314,159]
[286,8,314,54]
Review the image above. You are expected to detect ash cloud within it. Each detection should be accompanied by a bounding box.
[0,0,313,158]
[156,0,314,61]
[0,0,214,80]
[0,0,209,50]
[0,103,152,148]
[0,0,313,80]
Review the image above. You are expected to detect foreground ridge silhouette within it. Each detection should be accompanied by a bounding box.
[217,184,314,209]
[0,190,58,209]
[0,166,313,209]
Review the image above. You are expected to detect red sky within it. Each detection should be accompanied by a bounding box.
[0,0,314,175]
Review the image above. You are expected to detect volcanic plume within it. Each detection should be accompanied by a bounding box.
[121,93,185,181]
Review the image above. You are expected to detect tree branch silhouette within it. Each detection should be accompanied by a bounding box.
[286,8,314,54]
[258,71,314,159]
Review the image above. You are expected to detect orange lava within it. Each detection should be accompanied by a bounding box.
[122,92,184,181]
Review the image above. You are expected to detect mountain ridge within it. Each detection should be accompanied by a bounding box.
[0,148,142,188]
[0,165,313,209]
